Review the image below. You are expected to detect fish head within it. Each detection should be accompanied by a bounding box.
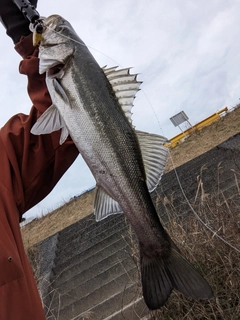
[39,14,81,77]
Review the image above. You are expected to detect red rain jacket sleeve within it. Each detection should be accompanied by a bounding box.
[1,34,79,216]
[0,35,78,320]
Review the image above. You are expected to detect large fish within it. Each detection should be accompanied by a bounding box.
[31,15,213,309]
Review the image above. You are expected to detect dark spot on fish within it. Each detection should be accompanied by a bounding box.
[48,64,64,77]
[99,170,106,174]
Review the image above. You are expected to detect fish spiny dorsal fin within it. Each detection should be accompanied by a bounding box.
[103,66,142,124]
[102,66,118,74]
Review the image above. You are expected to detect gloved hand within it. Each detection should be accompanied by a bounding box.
[0,0,38,43]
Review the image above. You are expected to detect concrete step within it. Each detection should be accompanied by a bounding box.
[161,148,235,193]
[55,267,138,320]
[56,212,96,239]
[104,297,148,320]
[56,213,125,249]
[221,184,240,200]
[158,167,237,214]
[55,217,127,259]
[163,174,239,213]
[82,286,147,320]
[56,206,129,242]
[53,225,132,274]
[218,175,239,192]
[50,257,137,312]
[53,243,134,292]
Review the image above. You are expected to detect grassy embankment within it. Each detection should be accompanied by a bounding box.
[22,105,240,319]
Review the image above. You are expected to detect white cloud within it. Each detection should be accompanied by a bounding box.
[0,0,239,218]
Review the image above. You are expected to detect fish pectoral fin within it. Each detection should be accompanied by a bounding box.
[31,104,69,144]
[94,186,123,222]
[136,130,169,192]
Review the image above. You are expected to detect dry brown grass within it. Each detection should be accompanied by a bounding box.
[145,180,240,319]
[124,176,240,319]
[21,190,94,250]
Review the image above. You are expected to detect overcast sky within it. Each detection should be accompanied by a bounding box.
[0,0,240,219]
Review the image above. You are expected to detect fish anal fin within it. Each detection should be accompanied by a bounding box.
[136,130,169,192]
[94,186,123,222]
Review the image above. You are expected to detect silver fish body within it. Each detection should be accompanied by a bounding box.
[32,15,213,309]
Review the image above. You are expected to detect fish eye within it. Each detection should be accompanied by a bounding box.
[55,23,65,33]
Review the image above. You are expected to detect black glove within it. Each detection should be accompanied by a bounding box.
[0,0,38,43]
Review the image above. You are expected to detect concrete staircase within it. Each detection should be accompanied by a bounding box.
[37,133,240,320]
[155,133,240,225]
[40,214,147,320]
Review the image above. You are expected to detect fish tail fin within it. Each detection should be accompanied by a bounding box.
[140,245,213,310]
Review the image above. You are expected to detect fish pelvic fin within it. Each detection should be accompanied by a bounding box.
[140,245,213,310]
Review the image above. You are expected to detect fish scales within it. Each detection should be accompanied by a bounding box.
[31,15,213,310]
[46,36,152,227]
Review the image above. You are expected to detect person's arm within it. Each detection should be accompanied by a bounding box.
[0,4,78,319]
[0,8,79,216]
[0,0,38,44]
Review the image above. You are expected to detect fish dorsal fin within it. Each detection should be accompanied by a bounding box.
[30,104,69,145]
[103,66,142,124]
[136,130,169,192]
[94,186,123,221]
